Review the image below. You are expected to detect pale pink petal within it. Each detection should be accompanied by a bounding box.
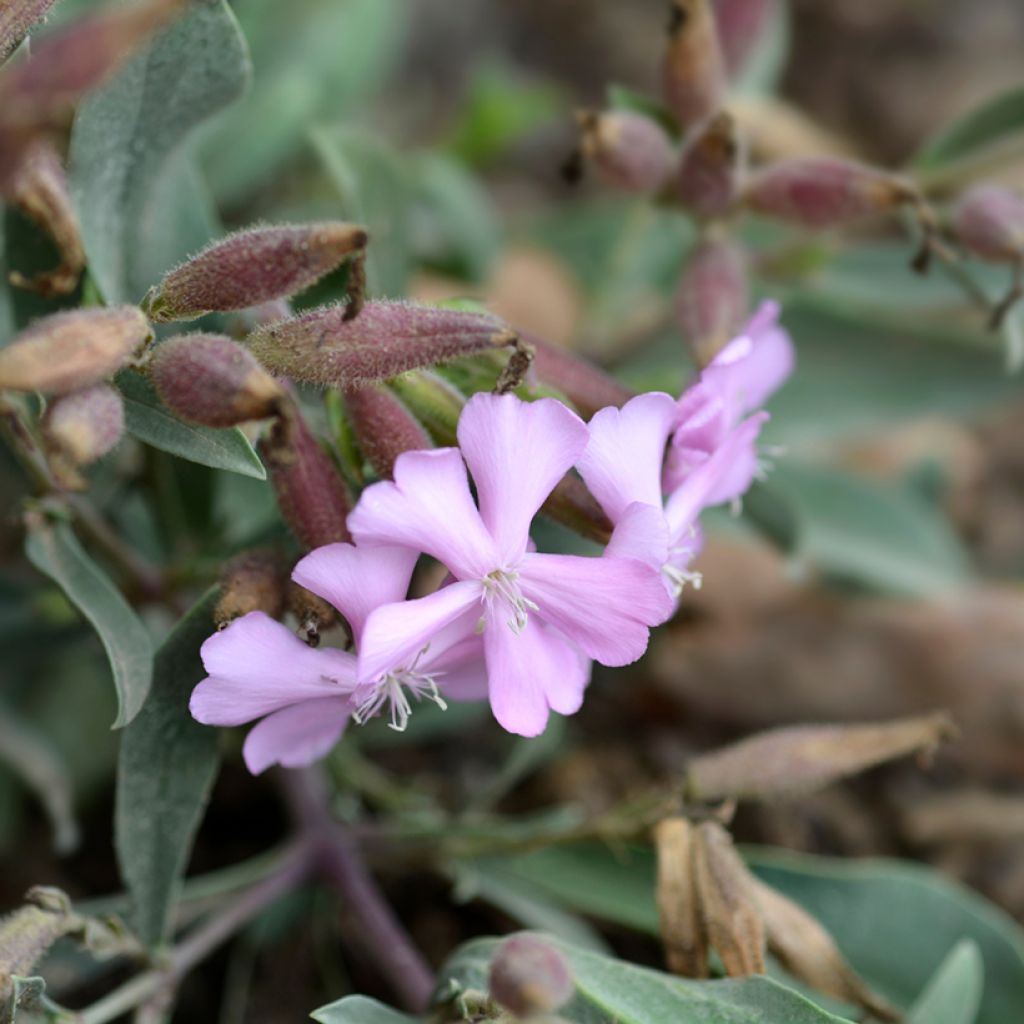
[357,580,481,684]
[457,393,589,564]
[242,698,351,774]
[432,635,489,702]
[700,411,769,507]
[604,501,669,569]
[577,392,677,522]
[292,543,419,647]
[483,617,591,736]
[519,552,672,664]
[666,383,730,492]
[348,448,497,579]
[192,612,357,726]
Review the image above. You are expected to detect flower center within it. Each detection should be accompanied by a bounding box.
[479,567,538,634]
[663,534,703,597]
[352,648,447,732]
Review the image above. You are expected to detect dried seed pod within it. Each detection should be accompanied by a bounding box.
[692,821,766,977]
[0,886,77,1002]
[714,0,776,79]
[488,934,574,1018]
[389,370,467,446]
[685,712,957,803]
[5,137,85,296]
[662,0,727,130]
[752,878,900,1022]
[214,549,288,628]
[248,301,519,389]
[540,472,613,545]
[344,384,431,480]
[40,383,124,487]
[0,305,150,394]
[527,332,635,418]
[1,0,60,69]
[151,333,283,428]
[654,818,708,977]
[260,398,352,551]
[575,109,675,193]
[674,234,749,366]
[286,582,340,647]
[676,111,741,220]
[144,222,368,322]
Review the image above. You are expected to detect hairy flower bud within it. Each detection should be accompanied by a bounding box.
[576,109,675,193]
[0,0,60,65]
[676,111,741,220]
[662,0,727,130]
[248,301,519,389]
[214,549,288,628]
[654,818,707,978]
[952,184,1024,264]
[488,934,574,1018]
[145,222,369,322]
[715,0,776,78]
[389,370,466,446]
[0,886,76,1002]
[674,234,749,366]
[527,332,634,418]
[344,385,431,480]
[40,383,124,487]
[5,137,85,297]
[684,712,957,803]
[0,306,150,394]
[151,333,283,428]
[260,399,352,551]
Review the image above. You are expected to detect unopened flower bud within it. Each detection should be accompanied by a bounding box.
[654,818,707,978]
[145,222,368,322]
[662,0,727,130]
[488,934,574,1018]
[527,332,634,418]
[952,184,1024,264]
[5,137,85,297]
[692,821,765,977]
[0,886,76,1002]
[676,111,741,220]
[714,0,776,79]
[674,234,749,366]
[685,711,957,803]
[576,109,675,193]
[1,0,60,72]
[0,305,150,394]
[214,549,288,628]
[248,301,519,389]
[40,383,124,487]
[286,582,340,647]
[389,370,466,446]
[344,385,431,480]
[260,399,352,551]
[151,333,283,428]
[540,472,613,545]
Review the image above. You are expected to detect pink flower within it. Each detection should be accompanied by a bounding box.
[189,543,486,774]
[349,392,672,737]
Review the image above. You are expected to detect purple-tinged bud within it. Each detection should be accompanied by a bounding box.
[344,385,431,480]
[144,222,369,323]
[488,935,574,1018]
[248,301,519,390]
[215,549,288,628]
[40,383,124,487]
[224,298,293,339]
[674,235,749,366]
[527,332,634,418]
[663,0,727,130]
[150,333,283,428]
[5,138,85,297]
[676,111,741,220]
[714,0,777,79]
[259,399,352,551]
[576,109,675,193]
[952,184,1024,264]
[541,473,613,545]
[389,371,466,447]
[0,0,60,65]
[0,306,150,395]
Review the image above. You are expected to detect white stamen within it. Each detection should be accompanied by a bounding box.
[662,563,703,597]
[353,646,447,732]
[480,568,538,633]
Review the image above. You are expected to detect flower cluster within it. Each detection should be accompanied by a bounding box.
[190,303,793,773]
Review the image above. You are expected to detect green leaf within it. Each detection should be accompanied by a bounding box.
[310,995,417,1024]
[118,371,266,480]
[115,588,221,950]
[4,975,68,1024]
[68,0,251,304]
[912,85,1024,171]
[25,521,153,729]
[438,934,854,1023]
[906,940,984,1024]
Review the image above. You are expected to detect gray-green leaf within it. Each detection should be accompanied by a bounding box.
[311,995,417,1024]
[906,940,984,1024]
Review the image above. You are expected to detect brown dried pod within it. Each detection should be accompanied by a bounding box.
[662,0,727,130]
[685,711,958,803]
[676,111,742,220]
[40,383,124,487]
[150,333,283,428]
[488,934,574,1018]
[144,222,368,322]
[526,332,635,418]
[674,233,749,366]
[576,109,675,193]
[344,384,432,480]
[214,549,288,628]
[654,818,708,978]
[0,305,150,394]
[692,821,766,977]
[286,582,340,648]
[248,301,519,390]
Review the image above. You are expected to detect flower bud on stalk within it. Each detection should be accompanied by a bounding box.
[0,0,60,64]
[144,222,368,322]
[676,111,741,220]
[0,306,150,394]
[248,301,521,390]
[214,549,288,628]
[344,384,432,480]
[5,138,85,297]
[662,0,727,130]
[488,934,574,1018]
[40,383,124,489]
[654,818,707,978]
[674,234,749,366]
[574,109,675,193]
[526,332,635,418]
[150,333,283,428]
